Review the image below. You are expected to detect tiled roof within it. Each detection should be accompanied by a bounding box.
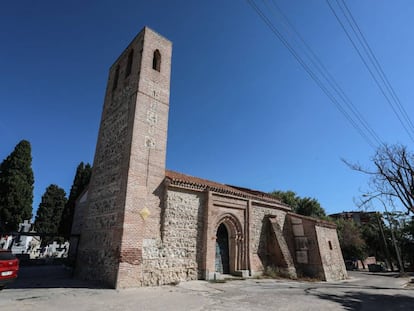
[165,170,289,207]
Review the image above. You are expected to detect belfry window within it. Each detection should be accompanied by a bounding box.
[125,49,134,77]
[152,49,161,72]
[113,65,120,90]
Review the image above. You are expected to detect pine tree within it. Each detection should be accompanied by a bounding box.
[0,140,34,232]
[35,184,67,243]
[58,162,91,237]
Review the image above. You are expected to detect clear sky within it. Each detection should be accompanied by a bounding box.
[1,1,414,216]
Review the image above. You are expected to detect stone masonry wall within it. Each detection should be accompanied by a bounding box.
[250,205,288,273]
[140,188,205,285]
[69,191,88,260]
[75,27,143,285]
[292,216,325,279]
[315,225,347,281]
[76,27,172,288]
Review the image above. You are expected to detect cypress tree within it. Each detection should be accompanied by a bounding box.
[58,162,91,237]
[0,140,34,232]
[35,184,67,244]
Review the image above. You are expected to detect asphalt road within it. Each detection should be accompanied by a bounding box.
[1,265,413,310]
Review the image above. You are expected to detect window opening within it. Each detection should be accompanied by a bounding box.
[125,49,134,77]
[152,49,161,72]
[113,65,120,90]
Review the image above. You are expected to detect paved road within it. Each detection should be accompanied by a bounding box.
[1,266,413,310]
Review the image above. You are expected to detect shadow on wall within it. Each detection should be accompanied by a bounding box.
[315,291,414,310]
[257,215,280,270]
[257,216,272,269]
[257,215,292,274]
[195,194,205,279]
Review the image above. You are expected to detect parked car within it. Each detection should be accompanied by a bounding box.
[368,263,386,272]
[0,250,19,289]
[344,260,358,271]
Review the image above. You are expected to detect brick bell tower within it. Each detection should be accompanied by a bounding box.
[76,27,172,288]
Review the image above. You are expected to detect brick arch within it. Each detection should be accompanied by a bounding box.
[214,213,245,273]
[215,213,243,240]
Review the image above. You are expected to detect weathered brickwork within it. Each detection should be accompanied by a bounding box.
[117,28,172,288]
[73,26,347,288]
[75,27,172,288]
[140,189,205,285]
[76,66,136,287]
[203,194,249,278]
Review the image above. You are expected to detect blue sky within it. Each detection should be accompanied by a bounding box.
[1,1,414,216]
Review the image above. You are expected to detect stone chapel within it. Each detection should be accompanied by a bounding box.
[71,27,347,288]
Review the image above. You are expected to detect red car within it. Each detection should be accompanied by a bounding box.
[0,250,19,289]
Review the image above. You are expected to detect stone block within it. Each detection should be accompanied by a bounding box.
[234,270,250,278]
[292,224,305,236]
[296,250,308,264]
[290,217,303,225]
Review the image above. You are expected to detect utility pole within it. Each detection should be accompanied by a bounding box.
[362,194,405,274]
[384,210,404,274]
[376,212,393,271]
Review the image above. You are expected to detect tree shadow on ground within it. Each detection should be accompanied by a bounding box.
[315,291,414,310]
[358,271,414,278]
[7,265,106,289]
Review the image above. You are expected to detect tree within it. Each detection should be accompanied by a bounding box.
[359,213,393,269]
[270,190,326,218]
[58,162,91,237]
[270,190,297,208]
[35,184,67,244]
[345,144,414,215]
[296,197,326,218]
[0,140,34,232]
[384,212,414,271]
[335,218,367,261]
[400,217,414,269]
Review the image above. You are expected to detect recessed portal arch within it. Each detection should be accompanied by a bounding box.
[215,223,230,273]
[214,214,244,274]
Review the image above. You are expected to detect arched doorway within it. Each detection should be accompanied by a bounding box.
[215,223,230,274]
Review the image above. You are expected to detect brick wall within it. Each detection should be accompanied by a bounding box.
[116,27,172,288]
[75,27,172,288]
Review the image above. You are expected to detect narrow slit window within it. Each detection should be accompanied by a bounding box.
[125,49,134,77]
[113,65,120,90]
[152,49,161,72]
[328,241,333,250]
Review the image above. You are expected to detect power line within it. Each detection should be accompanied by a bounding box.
[246,0,380,149]
[327,0,414,144]
[339,0,414,135]
[267,0,383,147]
